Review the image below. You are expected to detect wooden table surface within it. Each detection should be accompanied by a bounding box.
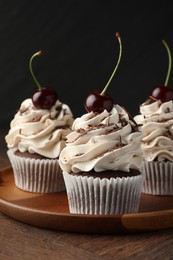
[0,129,173,259]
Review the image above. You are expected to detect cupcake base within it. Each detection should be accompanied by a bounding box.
[7,150,65,193]
[142,161,173,195]
[63,170,143,215]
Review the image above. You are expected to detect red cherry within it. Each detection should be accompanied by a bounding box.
[150,40,173,103]
[84,90,114,113]
[84,32,122,113]
[151,86,173,102]
[32,87,58,109]
[29,50,58,109]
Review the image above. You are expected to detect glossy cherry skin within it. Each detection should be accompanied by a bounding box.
[84,90,114,113]
[32,87,58,109]
[151,86,173,102]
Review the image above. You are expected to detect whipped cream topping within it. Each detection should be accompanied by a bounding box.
[6,98,74,158]
[59,105,142,173]
[134,100,173,161]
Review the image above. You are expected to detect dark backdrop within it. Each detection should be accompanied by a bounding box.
[0,0,173,127]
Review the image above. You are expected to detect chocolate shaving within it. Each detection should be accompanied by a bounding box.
[49,134,53,140]
[76,124,114,135]
[48,103,64,119]
[95,143,126,158]
[122,106,139,132]
[55,125,70,130]
[30,117,41,122]
[77,128,87,134]
[105,126,118,135]
[74,153,84,157]
[56,103,62,112]
[163,131,173,140]
[119,117,127,127]
[165,108,170,113]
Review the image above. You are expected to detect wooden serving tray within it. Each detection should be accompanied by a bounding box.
[0,167,173,234]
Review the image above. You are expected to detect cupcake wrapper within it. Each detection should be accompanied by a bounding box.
[63,172,143,215]
[7,150,65,193]
[142,161,173,195]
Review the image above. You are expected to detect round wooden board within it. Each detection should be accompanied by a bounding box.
[0,167,173,234]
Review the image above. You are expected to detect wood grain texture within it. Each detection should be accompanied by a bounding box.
[0,213,173,259]
[1,167,173,234]
[0,129,173,258]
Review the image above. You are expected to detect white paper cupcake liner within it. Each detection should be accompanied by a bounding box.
[142,161,173,195]
[7,150,65,193]
[63,172,143,215]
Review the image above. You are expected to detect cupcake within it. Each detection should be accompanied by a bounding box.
[60,104,143,214]
[60,33,143,215]
[5,51,74,193]
[134,40,173,195]
[135,99,173,195]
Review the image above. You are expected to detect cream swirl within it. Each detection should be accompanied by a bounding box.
[5,98,74,158]
[134,100,173,161]
[59,105,142,173]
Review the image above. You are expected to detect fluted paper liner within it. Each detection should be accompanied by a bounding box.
[142,161,173,195]
[63,172,143,215]
[7,150,65,193]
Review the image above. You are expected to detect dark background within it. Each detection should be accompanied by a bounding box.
[0,0,173,127]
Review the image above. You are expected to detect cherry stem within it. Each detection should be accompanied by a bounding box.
[29,50,42,91]
[162,40,172,87]
[100,32,122,96]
